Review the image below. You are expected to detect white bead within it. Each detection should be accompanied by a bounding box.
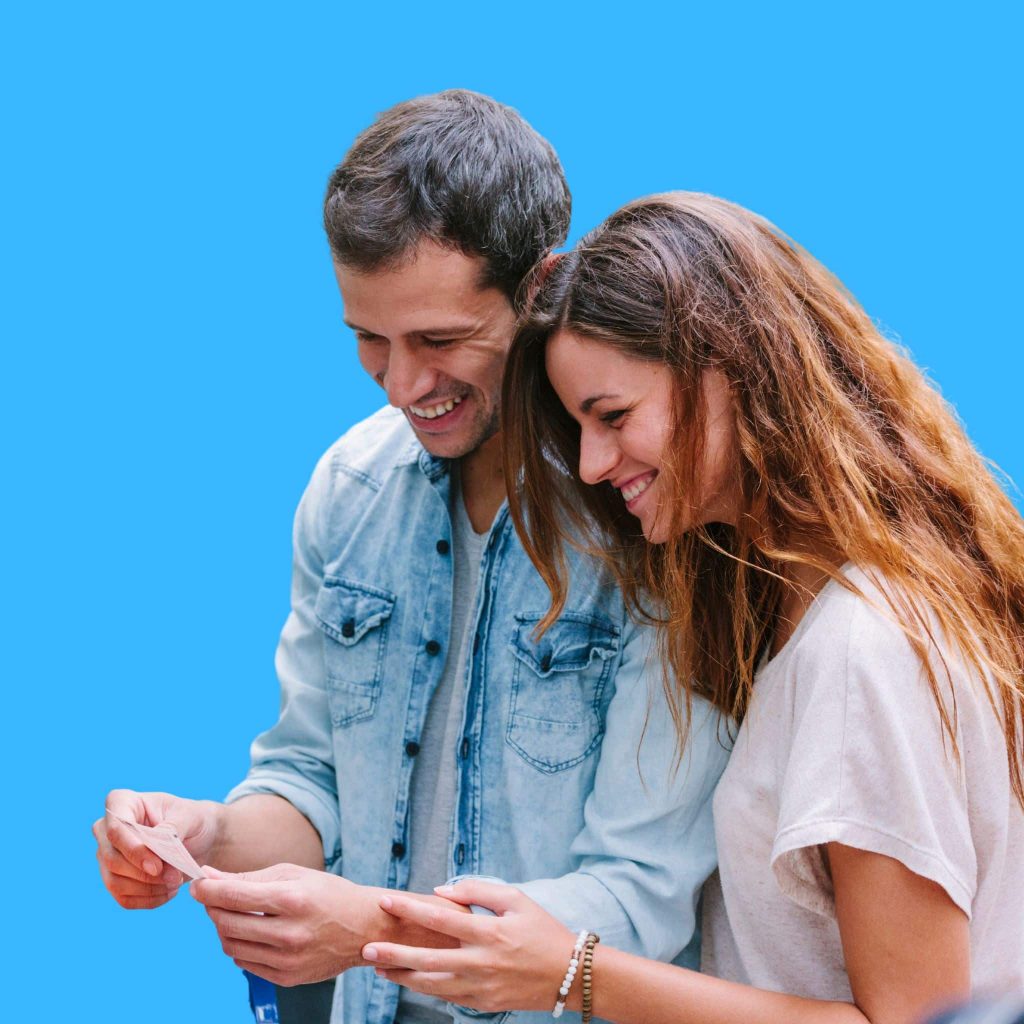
[553,1005,564,1018]
[567,966,577,976]
[560,986,570,996]
[570,958,579,967]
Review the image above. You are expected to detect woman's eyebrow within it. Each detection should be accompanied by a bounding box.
[580,393,620,414]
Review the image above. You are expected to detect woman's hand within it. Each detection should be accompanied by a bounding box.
[363,879,578,1015]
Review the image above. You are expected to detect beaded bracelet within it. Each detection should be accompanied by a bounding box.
[552,928,589,1018]
[581,932,600,1024]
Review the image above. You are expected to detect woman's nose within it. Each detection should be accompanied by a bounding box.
[578,429,620,485]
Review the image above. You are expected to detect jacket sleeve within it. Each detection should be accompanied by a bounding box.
[224,449,343,869]
[512,622,730,964]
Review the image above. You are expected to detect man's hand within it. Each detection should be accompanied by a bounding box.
[191,864,468,987]
[93,789,221,909]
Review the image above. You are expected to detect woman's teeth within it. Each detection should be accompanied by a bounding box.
[409,396,463,420]
[621,475,655,502]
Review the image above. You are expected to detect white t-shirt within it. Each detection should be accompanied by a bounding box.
[701,564,1023,998]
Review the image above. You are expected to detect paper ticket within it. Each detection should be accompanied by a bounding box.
[113,815,208,880]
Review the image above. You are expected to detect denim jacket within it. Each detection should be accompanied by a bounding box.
[228,407,730,1024]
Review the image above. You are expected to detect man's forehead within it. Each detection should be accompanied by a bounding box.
[334,244,510,336]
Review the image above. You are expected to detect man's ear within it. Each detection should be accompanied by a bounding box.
[521,251,565,313]
[539,251,564,281]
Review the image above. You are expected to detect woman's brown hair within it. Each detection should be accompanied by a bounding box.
[503,192,1024,802]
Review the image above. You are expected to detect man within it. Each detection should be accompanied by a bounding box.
[93,90,728,1024]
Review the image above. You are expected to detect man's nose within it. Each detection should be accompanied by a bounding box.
[383,344,434,409]
[578,429,620,486]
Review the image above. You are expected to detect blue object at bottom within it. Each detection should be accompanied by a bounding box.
[244,970,279,1023]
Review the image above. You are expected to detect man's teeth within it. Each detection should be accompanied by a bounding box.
[409,397,463,420]
[621,475,655,502]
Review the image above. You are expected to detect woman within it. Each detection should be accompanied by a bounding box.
[358,193,1024,1022]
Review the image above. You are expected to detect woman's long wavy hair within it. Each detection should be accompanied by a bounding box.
[503,192,1024,802]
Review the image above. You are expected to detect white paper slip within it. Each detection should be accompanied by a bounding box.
[113,815,208,880]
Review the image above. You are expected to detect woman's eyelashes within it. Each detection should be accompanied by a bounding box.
[599,407,631,425]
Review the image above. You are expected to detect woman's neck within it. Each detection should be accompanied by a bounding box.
[770,554,842,657]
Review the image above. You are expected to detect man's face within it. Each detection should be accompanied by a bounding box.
[335,240,518,460]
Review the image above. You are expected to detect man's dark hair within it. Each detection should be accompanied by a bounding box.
[323,90,571,304]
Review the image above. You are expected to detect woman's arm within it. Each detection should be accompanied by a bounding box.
[362,844,970,1024]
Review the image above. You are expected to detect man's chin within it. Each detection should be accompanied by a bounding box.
[411,426,478,461]
[409,417,497,462]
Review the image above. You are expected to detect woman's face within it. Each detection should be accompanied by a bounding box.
[545,330,739,543]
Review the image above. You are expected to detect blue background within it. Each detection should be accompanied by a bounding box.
[3,2,1020,1019]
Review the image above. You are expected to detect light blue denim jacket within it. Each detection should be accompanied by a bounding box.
[227,407,730,1024]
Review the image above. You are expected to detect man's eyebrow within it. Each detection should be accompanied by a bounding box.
[416,323,479,338]
[342,320,479,338]
[580,393,620,414]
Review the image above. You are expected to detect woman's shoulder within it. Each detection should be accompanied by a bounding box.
[773,563,978,713]
[773,564,913,668]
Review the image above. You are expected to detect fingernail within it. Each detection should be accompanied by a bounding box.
[434,884,454,895]
[363,945,379,961]
[379,895,393,910]
[144,859,160,877]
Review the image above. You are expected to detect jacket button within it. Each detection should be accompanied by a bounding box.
[405,740,420,757]
[460,737,470,759]
[425,639,442,656]
[392,842,405,858]
[456,843,465,866]
[341,619,355,639]
[436,539,450,555]
[540,652,552,672]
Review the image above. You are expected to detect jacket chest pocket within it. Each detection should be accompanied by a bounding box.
[314,577,396,727]
[506,612,620,773]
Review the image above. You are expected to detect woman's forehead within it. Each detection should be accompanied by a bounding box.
[545,330,616,387]
[545,330,671,409]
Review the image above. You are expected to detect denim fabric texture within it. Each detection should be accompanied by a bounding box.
[227,406,730,1024]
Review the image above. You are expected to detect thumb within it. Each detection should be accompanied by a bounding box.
[214,862,304,884]
[434,878,524,915]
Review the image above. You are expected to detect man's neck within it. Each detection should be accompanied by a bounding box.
[458,433,506,534]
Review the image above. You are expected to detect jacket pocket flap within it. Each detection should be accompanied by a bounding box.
[315,577,396,645]
[510,612,620,676]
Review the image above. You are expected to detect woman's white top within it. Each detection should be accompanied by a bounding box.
[701,564,1023,997]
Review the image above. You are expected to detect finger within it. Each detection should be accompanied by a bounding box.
[191,878,287,915]
[362,941,470,973]
[377,894,486,943]
[212,863,302,884]
[104,788,146,821]
[98,862,173,905]
[205,907,287,945]
[232,961,292,988]
[116,892,177,911]
[103,811,163,878]
[94,824,165,885]
[434,879,524,915]
[99,866,178,901]
[219,937,292,970]
[372,968,463,999]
